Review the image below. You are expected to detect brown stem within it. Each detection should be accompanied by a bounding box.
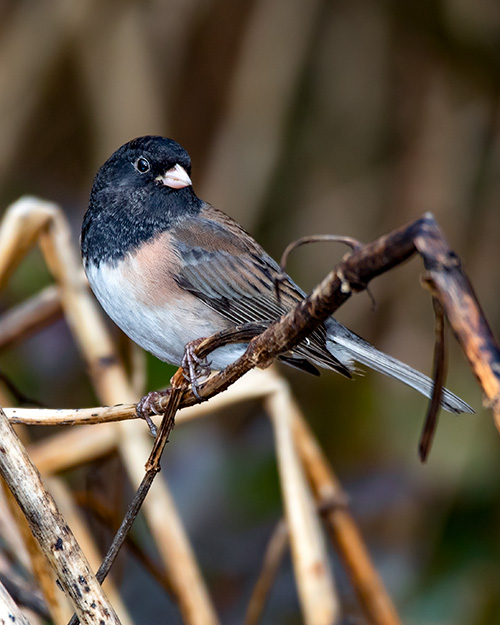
[0,408,121,625]
[156,213,499,417]
[418,296,446,461]
[66,383,184,625]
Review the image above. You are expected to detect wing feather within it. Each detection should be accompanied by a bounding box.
[171,208,351,377]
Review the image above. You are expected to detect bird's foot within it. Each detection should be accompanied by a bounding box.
[136,389,172,436]
[181,338,212,401]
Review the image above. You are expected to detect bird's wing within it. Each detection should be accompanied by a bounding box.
[170,206,351,377]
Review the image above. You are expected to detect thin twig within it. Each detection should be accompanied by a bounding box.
[275,234,363,305]
[66,383,183,625]
[418,296,446,461]
[244,519,288,625]
[291,408,402,625]
[279,234,363,272]
[0,285,62,350]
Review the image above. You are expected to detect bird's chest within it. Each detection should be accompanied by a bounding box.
[84,250,229,365]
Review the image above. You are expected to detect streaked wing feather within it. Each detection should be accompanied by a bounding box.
[172,212,351,377]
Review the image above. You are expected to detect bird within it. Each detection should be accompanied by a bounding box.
[81,135,473,415]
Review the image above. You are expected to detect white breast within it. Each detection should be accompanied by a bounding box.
[85,258,246,369]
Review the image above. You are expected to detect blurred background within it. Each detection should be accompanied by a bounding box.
[1,0,500,623]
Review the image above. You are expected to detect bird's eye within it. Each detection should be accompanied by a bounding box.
[135,157,150,173]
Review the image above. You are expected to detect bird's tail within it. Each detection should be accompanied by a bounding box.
[325,321,474,415]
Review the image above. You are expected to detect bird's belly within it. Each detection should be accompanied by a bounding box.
[85,259,240,368]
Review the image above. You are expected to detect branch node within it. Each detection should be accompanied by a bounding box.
[336,268,352,294]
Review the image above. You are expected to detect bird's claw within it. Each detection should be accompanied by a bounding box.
[181,338,211,401]
[136,389,171,436]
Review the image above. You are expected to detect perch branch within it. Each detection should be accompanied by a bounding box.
[7,206,498,432]
[66,381,184,625]
[144,213,497,421]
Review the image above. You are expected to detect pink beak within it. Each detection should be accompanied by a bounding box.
[157,163,192,189]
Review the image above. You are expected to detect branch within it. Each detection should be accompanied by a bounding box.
[0,579,33,625]
[5,212,499,429]
[149,213,499,420]
[68,211,498,625]
[4,212,498,625]
[0,408,121,624]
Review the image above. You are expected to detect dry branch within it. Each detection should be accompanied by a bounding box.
[1,202,497,625]
[0,285,62,350]
[0,408,121,625]
[0,578,33,625]
[143,213,498,420]
[291,407,402,625]
[6,211,496,432]
[0,197,219,625]
[269,383,339,625]
[244,519,288,625]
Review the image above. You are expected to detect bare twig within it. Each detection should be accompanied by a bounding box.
[267,386,339,625]
[0,408,121,625]
[279,234,363,272]
[244,519,288,625]
[291,410,402,625]
[144,213,496,423]
[418,297,447,461]
[0,578,33,625]
[66,382,183,625]
[275,234,363,305]
[0,285,62,351]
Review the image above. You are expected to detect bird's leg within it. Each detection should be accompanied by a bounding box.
[136,336,212,434]
[181,337,212,401]
[136,389,173,436]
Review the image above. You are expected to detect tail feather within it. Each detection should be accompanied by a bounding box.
[325,323,474,415]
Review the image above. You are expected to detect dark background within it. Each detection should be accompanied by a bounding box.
[1,1,499,623]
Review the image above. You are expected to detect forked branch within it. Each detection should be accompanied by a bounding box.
[78,211,498,625]
[147,213,500,419]
[2,205,498,625]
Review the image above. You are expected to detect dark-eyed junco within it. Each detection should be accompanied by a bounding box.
[81,136,473,414]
